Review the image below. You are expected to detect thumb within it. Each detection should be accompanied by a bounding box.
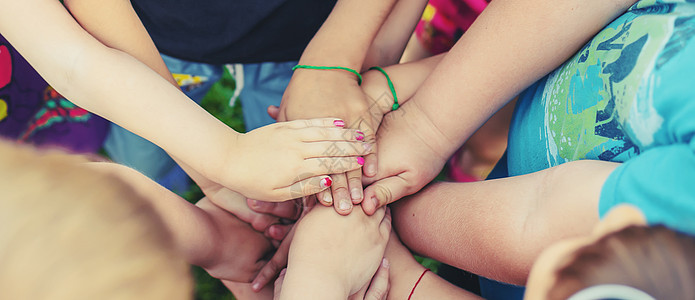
[362,175,412,215]
[267,105,280,121]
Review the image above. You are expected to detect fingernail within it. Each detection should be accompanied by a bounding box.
[249,199,260,208]
[280,268,287,276]
[252,282,261,291]
[382,258,390,268]
[356,157,365,166]
[367,164,377,176]
[334,119,345,127]
[370,196,379,209]
[324,192,333,204]
[363,143,373,152]
[355,131,365,141]
[351,188,362,200]
[339,199,351,211]
[320,177,332,188]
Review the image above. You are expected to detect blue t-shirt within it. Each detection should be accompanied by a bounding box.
[507,0,695,234]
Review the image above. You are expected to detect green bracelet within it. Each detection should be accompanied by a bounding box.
[292,65,363,85]
[368,66,399,111]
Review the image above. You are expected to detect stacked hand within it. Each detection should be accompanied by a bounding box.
[271,69,383,214]
[214,117,374,202]
[273,204,392,299]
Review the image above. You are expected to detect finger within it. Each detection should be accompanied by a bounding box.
[223,280,274,299]
[317,189,333,206]
[280,175,333,199]
[298,127,367,142]
[273,268,287,299]
[267,105,280,121]
[265,223,292,241]
[284,118,346,129]
[380,207,393,237]
[247,198,301,220]
[349,284,369,300]
[330,173,353,215]
[303,141,373,158]
[346,169,364,203]
[363,152,379,177]
[371,205,387,223]
[362,176,411,216]
[364,258,391,300]
[304,156,364,176]
[251,225,295,292]
[208,195,280,232]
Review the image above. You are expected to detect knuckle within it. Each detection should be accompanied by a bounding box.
[374,185,393,206]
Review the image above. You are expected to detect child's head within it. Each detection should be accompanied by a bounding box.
[526,205,695,300]
[0,141,192,299]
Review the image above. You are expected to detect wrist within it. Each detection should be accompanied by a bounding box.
[391,262,428,299]
[291,64,362,87]
[281,263,350,300]
[211,131,243,192]
[298,49,362,72]
[362,69,398,115]
[400,101,457,161]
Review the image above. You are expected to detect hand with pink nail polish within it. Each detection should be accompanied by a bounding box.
[275,69,381,216]
[218,118,373,202]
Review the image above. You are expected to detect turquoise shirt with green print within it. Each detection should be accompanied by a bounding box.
[507,0,695,234]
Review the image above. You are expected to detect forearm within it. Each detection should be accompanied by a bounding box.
[64,0,178,86]
[363,0,429,67]
[298,0,397,70]
[362,54,444,114]
[86,162,218,267]
[392,160,619,284]
[0,0,237,181]
[409,0,637,157]
[385,235,481,300]
[64,0,225,187]
[280,267,348,300]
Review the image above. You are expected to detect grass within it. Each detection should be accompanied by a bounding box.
[185,67,241,300]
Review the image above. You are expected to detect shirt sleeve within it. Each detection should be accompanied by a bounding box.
[599,141,695,235]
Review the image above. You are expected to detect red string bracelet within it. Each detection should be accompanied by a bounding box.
[408,268,431,300]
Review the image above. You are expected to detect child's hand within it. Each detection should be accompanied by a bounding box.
[221,118,373,202]
[274,70,380,214]
[273,258,390,300]
[277,205,392,299]
[347,258,391,300]
[361,105,451,215]
[194,198,275,282]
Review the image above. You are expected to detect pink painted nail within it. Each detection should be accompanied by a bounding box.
[356,131,365,141]
[334,119,345,127]
[357,157,365,166]
[320,177,332,188]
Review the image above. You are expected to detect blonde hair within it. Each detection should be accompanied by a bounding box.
[0,141,192,299]
[548,225,695,300]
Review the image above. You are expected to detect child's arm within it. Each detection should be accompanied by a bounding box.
[363,0,430,68]
[276,0,397,214]
[391,160,619,285]
[63,0,177,87]
[86,162,273,283]
[384,233,483,300]
[0,0,371,201]
[361,0,638,213]
[361,53,445,119]
[276,205,392,299]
